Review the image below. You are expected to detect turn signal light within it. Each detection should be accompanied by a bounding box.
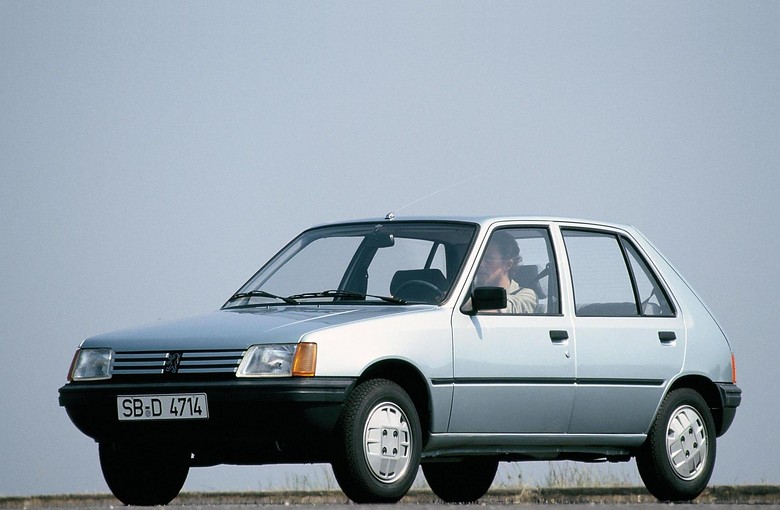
[731,353,737,384]
[292,343,317,376]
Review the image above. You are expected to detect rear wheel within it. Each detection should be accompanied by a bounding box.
[99,443,190,506]
[331,379,422,503]
[423,457,498,503]
[636,388,716,502]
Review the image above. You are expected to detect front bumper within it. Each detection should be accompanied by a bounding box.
[59,377,356,464]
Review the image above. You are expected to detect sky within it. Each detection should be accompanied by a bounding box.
[1,1,779,497]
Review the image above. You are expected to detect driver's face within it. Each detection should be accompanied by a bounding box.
[476,245,511,287]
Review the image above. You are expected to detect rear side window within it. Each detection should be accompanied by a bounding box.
[562,229,674,317]
[622,240,675,316]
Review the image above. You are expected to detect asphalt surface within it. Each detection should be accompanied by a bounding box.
[181,506,773,510]
[3,504,780,510]
[4,487,780,509]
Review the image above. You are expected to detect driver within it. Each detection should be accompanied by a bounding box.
[475,231,537,314]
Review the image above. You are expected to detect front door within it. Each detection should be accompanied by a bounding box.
[449,226,576,434]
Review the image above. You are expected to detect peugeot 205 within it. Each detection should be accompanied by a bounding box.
[59,216,741,504]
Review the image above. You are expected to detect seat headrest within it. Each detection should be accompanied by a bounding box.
[510,264,547,299]
[390,269,448,295]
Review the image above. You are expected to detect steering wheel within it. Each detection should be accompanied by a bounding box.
[393,280,443,303]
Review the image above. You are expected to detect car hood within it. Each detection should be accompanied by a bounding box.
[80,306,431,351]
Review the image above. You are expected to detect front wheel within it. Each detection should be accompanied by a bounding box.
[99,442,190,506]
[331,379,422,503]
[423,457,498,503]
[636,388,716,502]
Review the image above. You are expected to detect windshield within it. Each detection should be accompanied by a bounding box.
[224,221,478,307]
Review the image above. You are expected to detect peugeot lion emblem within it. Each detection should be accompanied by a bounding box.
[163,352,182,374]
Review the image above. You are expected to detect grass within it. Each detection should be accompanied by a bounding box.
[540,461,639,488]
[252,461,640,493]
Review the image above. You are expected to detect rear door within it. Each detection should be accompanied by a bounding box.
[561,228,684,434]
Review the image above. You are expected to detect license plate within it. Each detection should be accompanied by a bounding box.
[117,394,209,421]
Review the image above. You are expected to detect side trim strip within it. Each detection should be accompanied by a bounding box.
[431,377,665,387]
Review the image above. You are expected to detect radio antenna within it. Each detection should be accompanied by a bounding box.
[385,175,478,220]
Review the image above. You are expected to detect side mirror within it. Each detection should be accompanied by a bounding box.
[464,286,507,315]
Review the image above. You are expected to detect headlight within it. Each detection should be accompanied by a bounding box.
[68,348,113,381]
[237,343,317,378]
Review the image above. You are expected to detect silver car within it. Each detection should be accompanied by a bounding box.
[59,217,741,504]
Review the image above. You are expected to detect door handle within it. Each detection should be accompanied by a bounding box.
[549,330,569,343]
[658,331,677,344]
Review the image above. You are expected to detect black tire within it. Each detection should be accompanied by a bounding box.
[99,443,190,506]
[423,457,498,503]
[331,379,422,503]
[636,388,716,502]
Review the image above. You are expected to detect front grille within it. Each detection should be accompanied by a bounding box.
[112,349,245,376]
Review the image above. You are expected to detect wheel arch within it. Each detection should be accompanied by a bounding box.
[667,374,728,436]
[356,359,432,441]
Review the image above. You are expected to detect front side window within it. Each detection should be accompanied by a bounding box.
[471,227,560,315]
[562,229,674,317]
[224,222,477,307]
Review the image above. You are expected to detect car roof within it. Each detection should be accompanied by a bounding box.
[309,215,636,232]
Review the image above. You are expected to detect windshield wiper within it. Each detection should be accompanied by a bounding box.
[286,289,406,305]
[225,290,299,305]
